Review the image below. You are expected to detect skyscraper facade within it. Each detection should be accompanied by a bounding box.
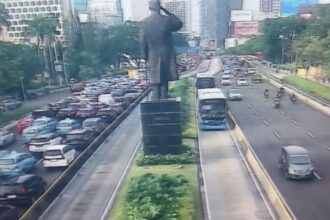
[74,0,88,14]
[87,0,123,26]
[161,0,192,35]
[0,0,75,43]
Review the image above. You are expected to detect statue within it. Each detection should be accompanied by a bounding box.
[140,0,182,100]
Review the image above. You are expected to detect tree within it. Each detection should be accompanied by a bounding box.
[26,15,57,84]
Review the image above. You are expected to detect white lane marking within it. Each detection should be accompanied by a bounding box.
[306,131,315,138]
[262,120,269,126]
[100,140,141,220]
[273,131,281,139]
[227,123,277,220]
[254,111,261,116]
[290,120,299,126]
[325,146,330,151]
[36,159,42,165]
[280,111,286,116]
[247,104,252,109]
[313,171,322,180]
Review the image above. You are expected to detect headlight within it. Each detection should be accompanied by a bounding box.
[288,168,296,174]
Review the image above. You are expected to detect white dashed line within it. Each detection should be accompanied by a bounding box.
[325,146,330,151]
[273,131,281,138]
[247,104,252,109]
[280,111,286,116]
[290,120,299,126]
[254,111,261,116]
[306,131,315,138]
[262,120,269,126]
[313,172,322,180]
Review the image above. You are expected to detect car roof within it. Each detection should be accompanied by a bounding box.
[0,151,28,159]
[59,118,76,122]
[32,132,57,139]
[34,117,53,121]
[83,118,99,122]
[283,146,309,155]
[68,129,88,134]
[0,174,35,184]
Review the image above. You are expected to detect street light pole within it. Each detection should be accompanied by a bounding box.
[20,77,26,102]
[279,35,285,64]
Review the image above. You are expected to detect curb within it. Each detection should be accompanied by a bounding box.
[228,111,296,220]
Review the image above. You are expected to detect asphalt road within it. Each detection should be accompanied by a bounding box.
[39,104,142,220]
[224,65,330,220]
[198,58,273,220]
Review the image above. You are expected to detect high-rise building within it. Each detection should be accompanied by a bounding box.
[74,0,88,14]
[87,0,123,26]
[121,0,149,21]
[0,0,75,43]
[161,0,192,35]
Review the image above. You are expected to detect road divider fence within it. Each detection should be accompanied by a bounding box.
[20,88,150,220]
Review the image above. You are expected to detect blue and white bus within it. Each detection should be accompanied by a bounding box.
[197,88,228,130]
[195,72,216,89]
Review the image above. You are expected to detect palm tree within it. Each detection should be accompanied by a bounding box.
[25,15,57,84]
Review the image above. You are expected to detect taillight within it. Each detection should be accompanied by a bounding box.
[20,187,28,193]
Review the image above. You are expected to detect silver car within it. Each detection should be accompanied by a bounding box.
[227,88,242,101]
[279,146,314,179]
[0,130,15,148]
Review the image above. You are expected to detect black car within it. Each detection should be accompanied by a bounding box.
[0,205,19,220]
[63,129,97,150]
[31,109,56,119]
[0,174,46,204]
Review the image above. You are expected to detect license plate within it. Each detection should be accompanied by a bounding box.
[50,159,58,162]
[7,195,17,199]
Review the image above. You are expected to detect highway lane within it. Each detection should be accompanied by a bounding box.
[225,70,330,220]
[39,103,142,220]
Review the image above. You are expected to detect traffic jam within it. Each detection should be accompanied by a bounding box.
[0,73,148,218]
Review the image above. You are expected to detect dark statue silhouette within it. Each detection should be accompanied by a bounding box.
[140,0,182,100]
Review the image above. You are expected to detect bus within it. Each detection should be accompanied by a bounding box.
[195,72,216,89]
[197,88,227,130]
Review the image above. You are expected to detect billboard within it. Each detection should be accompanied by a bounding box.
[281,0,317,16]
[225,38,237,49]
[230,10,252,22]
[231,21,259,37]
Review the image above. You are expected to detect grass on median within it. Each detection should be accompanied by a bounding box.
[283,75,330,101]
[108,162,202,220]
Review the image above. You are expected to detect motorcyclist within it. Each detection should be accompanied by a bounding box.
[273,95,280,107]
[264,89,269,98]
[279,86,285,94]
[290,93,296,102]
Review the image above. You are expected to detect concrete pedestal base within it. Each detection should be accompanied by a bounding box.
[140,98,182,155]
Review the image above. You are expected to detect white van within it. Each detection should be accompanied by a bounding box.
[42,145,77,168]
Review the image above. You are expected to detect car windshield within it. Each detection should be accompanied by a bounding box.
[66,134,84,141]
[30,137,49,143]
[83,121,96,126]
[34,120,46,125]
[58,122,72,127]
[289,155,311,165]
[0,159,15,165]
[230,89,240,94]
[23,129,37,135]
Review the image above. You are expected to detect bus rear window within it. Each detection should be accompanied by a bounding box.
[196,78,215,89]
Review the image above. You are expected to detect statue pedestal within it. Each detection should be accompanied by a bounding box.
[140,98,182,155]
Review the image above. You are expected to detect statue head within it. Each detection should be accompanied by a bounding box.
[149,0,161,11]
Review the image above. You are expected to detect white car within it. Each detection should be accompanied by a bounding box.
[236,77,248,86]
[0,130,15,148]
[227,88,242,100]
[221,78,231,86]
[43,145,77,168]
[28,133,62,153]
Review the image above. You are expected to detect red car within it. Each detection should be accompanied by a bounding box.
[16,116,34,134]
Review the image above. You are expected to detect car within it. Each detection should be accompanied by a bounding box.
[227,88,242,101]
[246,67,256,75]
[82,118,107,134]
[236,77,248,86]
[252,74,264,83]
[0,174,46,204]
[32,109,56,119]
[32,117,57,132]
[279,146,314,180]
[22,125,48,144]
[48,102,67,112]
[43,145,78,168]
[28,133,62,154]
[56,118,81,136]
[220,75,232,86]
[2,100,22,111]
[75,108,97,119]
[16,116,34,134]
[0,205,20,219]
[0,152,37,175]
[0,130,15,148]
[56,107,77,119]
[96,107,117,122]
[63,129,97,150]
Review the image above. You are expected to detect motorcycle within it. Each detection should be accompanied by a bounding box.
[273,98,280,108]
[264,90,269,98]
[290,94,296,103]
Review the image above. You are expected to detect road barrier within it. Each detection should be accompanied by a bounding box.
[20,88,150,220]
[227,112,296,220]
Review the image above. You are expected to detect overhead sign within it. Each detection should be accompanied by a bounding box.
[225,38,237,49]
[230,10,252,22]
[231,21,259,37]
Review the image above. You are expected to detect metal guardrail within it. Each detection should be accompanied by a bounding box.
[20,88,150,220]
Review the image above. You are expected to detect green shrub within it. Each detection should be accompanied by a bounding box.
[126,173,189,220]
[136,152,194,166]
